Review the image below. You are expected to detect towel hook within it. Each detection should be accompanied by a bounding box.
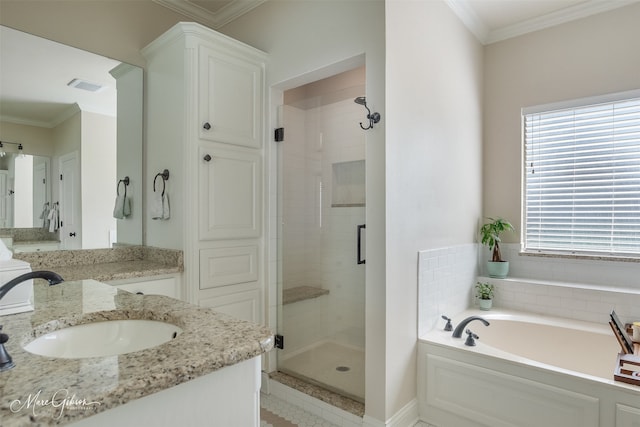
[153,169,170,197]
[117,176,130,196]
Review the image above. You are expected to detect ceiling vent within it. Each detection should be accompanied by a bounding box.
[67,78,105,92]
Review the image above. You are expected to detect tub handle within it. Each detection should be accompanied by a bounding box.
[441,315,453,332]
[464,329,479,346]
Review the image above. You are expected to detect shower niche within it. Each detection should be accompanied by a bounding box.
[331,160,365,207]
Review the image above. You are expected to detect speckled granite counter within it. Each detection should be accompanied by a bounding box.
[14,246,183,282]
[0,280,274,426]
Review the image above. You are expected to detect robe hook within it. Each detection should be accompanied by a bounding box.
[354,96,381,130]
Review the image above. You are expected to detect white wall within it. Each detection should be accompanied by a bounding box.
[385,0,483,417]
[220,0,389,421]
[483,2,640,239]
[81,111,116,249]
[112,64,144,246]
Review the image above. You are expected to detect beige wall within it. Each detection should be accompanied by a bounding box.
[483,2,640,243]
[0,121,54,157]
[0,0,188,67]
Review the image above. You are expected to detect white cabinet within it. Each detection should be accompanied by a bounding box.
[198,145,261,240]
[616,404,640,427]
[143,23,266,323]
[198,45,263,148]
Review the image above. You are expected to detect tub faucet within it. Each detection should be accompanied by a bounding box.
[452,315,490,338]
[0,271,64,372]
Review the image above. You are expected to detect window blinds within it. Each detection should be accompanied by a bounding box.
[524,96,640,255]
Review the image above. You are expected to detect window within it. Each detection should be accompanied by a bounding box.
[523,91,640,256]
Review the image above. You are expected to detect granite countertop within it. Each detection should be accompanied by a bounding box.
[14,246,184,282]
[50,260,182,282]
[0,280,274,426]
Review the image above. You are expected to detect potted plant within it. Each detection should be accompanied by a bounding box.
[480,217,515,278]
[476,281,495,311]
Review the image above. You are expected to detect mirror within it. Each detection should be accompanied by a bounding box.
[0,25,143,251]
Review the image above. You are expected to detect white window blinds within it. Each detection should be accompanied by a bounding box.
[523,94,640,256]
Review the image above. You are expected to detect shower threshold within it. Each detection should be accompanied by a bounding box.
[269,371,365,417]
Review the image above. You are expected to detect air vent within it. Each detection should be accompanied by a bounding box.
[67,78,105,92]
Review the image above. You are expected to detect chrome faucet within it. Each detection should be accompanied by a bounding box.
[452,315,490,338]
[0,271,64,371]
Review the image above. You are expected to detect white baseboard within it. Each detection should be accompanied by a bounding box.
[363,398,419,427]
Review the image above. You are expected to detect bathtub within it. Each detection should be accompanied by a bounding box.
[418,309,640,427]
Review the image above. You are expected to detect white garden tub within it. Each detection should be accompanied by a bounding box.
[418,309,640,427]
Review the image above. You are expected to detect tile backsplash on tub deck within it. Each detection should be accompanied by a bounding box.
[483,276,640,325]
[418,244,478,337]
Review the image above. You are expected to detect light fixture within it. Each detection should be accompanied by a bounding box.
[354,96,381,130]
[0,140,25,157]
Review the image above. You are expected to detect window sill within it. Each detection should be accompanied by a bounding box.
[519,250,640,263]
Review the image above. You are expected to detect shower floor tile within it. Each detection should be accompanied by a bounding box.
[279,341,365,402]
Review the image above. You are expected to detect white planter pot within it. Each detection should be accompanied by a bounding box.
[478,298,493,311]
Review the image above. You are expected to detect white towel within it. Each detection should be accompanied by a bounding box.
[47,205,59,232]
[162,193,170,220]
[151,192,170,220]
[151,192,164,220]
[113,195,132,219]
[113,195,125,219]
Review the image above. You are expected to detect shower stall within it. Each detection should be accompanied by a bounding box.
[276,66,367,402]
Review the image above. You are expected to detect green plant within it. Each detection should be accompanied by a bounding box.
[476,281,495,300]
[480,217,515,262]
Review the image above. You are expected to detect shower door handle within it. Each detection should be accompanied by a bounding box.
[357,224,366,265]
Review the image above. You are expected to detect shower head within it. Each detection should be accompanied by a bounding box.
[354,96,367,105]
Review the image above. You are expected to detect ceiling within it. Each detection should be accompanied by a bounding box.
[0,25,120,128]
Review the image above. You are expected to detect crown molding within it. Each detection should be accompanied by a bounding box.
[447,0,640,45]
[153,0,266,29]
[444,0,489,43]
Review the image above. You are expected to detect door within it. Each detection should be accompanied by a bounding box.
[0,171,9,227]
[59,151,81,249]
[276,68,367,402]
[32,160,48,227]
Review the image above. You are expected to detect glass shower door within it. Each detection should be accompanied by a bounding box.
[276,75,366,402]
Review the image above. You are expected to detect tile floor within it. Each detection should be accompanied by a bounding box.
[260,393,433,427]
[260,393,339,427]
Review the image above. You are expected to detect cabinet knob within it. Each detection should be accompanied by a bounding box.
[69,232,76,237]
[203,122,211,130]
[203,154,212,162]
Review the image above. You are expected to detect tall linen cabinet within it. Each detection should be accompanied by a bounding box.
[143,23,267,323]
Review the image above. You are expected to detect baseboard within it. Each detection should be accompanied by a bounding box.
[363,398,419,427]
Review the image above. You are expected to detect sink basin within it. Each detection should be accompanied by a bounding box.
[24,319,183,359]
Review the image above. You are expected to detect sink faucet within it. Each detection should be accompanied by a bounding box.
[0,271,64,372]
[452,315,490,338]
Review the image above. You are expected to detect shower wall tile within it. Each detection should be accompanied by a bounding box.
[418,244,478,337]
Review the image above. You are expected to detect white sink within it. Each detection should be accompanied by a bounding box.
[24,319,183,359]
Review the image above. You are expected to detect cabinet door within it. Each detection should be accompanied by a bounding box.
[199,145,261,240]
[199,46,263,148]
[199,288,261,324]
